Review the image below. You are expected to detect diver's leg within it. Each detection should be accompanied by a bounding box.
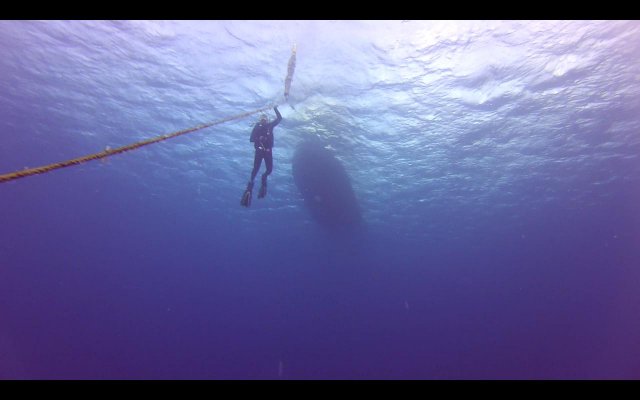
[258,151,272,199]
[250,150,264,183]
[241,150,262,207]
[264,150,273,178]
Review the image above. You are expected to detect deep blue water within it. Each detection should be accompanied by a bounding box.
[1,20,639,379]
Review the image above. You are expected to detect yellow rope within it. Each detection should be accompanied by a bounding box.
[0,105,273,184]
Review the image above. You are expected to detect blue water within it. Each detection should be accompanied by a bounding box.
[1,20,639,379]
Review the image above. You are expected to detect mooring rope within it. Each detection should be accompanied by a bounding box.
[284,43,297,102]
[0,105,273,184]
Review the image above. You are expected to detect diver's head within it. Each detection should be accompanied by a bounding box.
[259,113,268,124]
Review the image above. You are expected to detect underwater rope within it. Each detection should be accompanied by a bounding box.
[284,43,297,102]
[0,105,273,184]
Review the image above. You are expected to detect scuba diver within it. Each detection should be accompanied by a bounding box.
[240,105,282,207]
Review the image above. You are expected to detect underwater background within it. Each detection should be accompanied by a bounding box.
[1,20,639,379]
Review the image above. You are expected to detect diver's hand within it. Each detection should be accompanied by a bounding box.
[273,105,279,112]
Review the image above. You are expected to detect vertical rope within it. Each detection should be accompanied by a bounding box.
[284,43,297,101]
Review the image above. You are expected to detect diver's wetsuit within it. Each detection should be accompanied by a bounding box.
[249,106,282,184]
